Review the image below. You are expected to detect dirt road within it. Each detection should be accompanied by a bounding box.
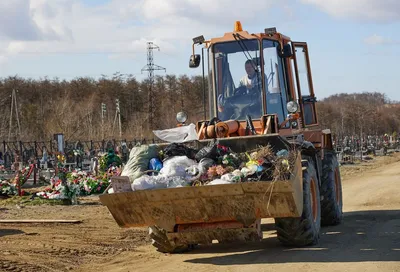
[1,156,400,272]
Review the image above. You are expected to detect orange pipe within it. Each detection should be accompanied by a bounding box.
[215,120,240,137]
[206,125,216,138]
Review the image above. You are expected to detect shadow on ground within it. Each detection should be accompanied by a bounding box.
[184,210,400,264]
[0,229,25,237]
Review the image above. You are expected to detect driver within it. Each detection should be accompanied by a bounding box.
[218,60,265,120]
[238,59,262,94]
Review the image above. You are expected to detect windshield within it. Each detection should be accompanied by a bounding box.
[213,39,263,121]
[263,39,288,124]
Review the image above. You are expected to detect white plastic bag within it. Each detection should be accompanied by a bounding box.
[160,156,197,177]
[153,123,198,143]
[132,175,155,191]
[132,175,168,191]
[167,177,190,188]
[221,173,235,182]
[207,179,233,185]
[198,158,215,173]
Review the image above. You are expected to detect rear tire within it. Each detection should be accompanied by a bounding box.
[320,151,343,226]
[149,226,194,253]
[275,157,321,246]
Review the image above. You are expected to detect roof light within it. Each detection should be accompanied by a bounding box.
[192,35,205,45]
[234,21,243,32]
[265,27,277,35]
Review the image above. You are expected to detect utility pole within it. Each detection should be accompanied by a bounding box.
[8,89,21,141]
[141,42,166,130]
[113,98,122,137]
[101,103,106,139]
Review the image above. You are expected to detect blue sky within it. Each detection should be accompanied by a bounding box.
[0,0,399,101]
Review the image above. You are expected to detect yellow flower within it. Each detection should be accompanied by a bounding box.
[282,159,290,171]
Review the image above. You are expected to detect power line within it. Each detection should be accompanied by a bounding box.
[8,89,21,141]
[113,98,122,137]
[141,42,166,130]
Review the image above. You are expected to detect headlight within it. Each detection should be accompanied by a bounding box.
[286,101,299,113]
[176,111,188,123]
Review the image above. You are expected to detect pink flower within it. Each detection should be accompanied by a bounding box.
[215,165,226,176]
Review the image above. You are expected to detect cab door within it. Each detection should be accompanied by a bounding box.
[291,42,318,127]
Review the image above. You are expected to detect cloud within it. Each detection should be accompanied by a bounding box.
[364,34,399,45]
[0,0,43,41]
[1,0,398,69]
[300,0,400,22]
[0,0,73,41]
[0,0,285,61]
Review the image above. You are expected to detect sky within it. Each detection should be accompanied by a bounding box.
[0,0,399,100]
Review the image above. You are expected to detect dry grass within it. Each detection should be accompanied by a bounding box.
[271,151,297,182]
[250,145,275,161]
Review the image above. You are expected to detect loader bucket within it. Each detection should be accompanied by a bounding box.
[99,135,303,232]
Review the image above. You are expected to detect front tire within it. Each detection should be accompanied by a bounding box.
[275,157,321,246]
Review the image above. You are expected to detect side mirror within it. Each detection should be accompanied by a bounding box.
[189,54,201,68]
[278,44,293,58]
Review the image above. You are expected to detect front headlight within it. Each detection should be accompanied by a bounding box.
[176,111,188,123]
[286,101,299,113]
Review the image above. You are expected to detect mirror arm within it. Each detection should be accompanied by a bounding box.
[278,34,284,57]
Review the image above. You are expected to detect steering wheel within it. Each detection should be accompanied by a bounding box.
[220,89,261,120]
[233,85,247,96]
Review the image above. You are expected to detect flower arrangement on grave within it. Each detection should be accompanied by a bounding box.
[99,149,122,172]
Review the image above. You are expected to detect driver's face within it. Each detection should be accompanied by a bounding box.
[245,63,255,77]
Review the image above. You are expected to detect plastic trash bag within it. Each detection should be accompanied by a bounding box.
[186,165,200,176]
[207,179,233,185]
[220,172,244,183]
[277,149,289,157]
[159,156,197,177]
[131,175,168,191]
[153,123,198,143]
[163,143,197,161]
[241,165,257,177]
[132,175,156,191]
[149,158,163,172]
[167,177,190,188]
[231,169,243,182]
[195,143,218,161]
[198,158,215,172]
[185,165,203,181]
[220,173,235,182]
[121,144,159,182]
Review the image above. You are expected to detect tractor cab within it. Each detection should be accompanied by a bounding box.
[189,22,319,139]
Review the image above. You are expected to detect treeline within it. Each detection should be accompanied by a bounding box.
[317,92,400,139]
[0,74,398,141]
[0,73,207,141]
